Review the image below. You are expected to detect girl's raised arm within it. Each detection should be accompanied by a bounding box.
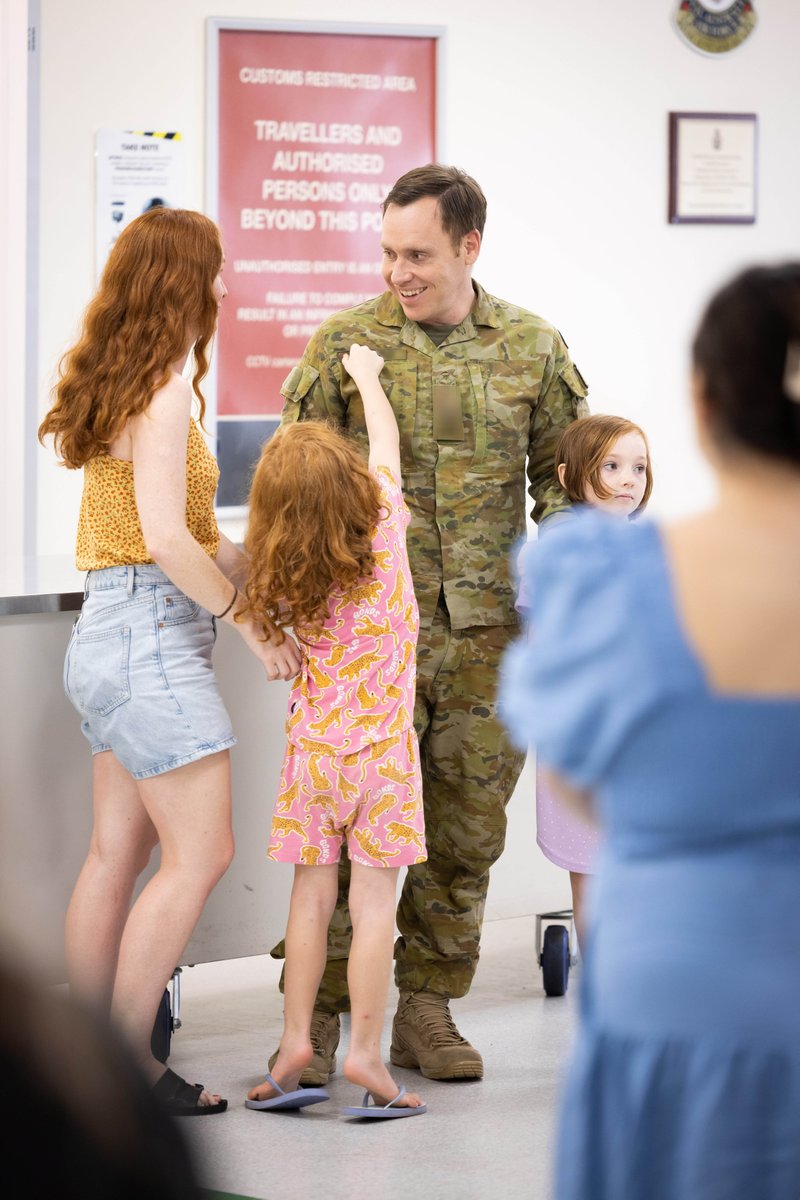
[342,343,401,482]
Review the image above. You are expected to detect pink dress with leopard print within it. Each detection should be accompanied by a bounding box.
[268,466,426,869]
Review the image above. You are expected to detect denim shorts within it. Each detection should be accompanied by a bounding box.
[64,564,236,779]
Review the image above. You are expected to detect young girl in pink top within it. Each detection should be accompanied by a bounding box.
[518,415,653,945]
[241,344,426,1118]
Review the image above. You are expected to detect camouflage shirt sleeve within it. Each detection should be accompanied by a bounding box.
[278,328,348,428]
[527,332,590,525]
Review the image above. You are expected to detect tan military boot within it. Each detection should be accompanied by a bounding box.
[268,1010,341,1087]
[390,991,483,1080]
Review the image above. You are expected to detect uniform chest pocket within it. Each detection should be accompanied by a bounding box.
[347,358,419,460]
[466,361,537,466]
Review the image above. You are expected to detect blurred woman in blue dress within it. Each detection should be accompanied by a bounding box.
[502,264,800,1199]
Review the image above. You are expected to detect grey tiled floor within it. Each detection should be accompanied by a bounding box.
[174,914,579,1200]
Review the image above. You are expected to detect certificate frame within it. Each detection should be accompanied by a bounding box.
[668,111,757,225]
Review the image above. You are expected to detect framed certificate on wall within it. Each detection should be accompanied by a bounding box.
[668,111,757,225]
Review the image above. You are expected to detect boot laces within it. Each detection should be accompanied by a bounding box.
[412,996,467,1046]
[310,1010,339,1053]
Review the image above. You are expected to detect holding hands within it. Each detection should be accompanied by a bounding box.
[258,633,302,682]
[234,609,301,682]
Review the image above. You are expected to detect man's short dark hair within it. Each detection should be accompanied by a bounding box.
[382,164,487,246]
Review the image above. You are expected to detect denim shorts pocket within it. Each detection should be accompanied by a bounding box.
[158,592,200,626]
[69,626,132,715]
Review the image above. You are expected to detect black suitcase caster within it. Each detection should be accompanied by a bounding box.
[536,909,578,997]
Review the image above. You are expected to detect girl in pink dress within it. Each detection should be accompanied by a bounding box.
[518,415,653,944]
[241,344,426,1119]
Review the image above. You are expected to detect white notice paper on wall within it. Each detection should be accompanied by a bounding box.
[95,130,187,278]
[674,116,756,222]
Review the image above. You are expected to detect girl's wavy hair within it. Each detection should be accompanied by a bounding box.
[556,414,653,510]
[241,421,383,643]
[38,207,222,467]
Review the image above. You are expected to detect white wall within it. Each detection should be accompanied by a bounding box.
[19,0,800,922]
[1,0,30,580]
[33,0,800,555]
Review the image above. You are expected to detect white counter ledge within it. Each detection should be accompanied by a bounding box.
[0,554,84,614]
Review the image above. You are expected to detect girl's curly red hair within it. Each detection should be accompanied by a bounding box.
[39,206,222,467]
[241,422,383,642]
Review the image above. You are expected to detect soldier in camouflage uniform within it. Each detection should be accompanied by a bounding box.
[269,165,589,1083]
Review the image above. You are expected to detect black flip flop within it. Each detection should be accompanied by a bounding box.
[153,1066,228,1116]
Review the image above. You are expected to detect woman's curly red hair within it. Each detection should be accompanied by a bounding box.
[241,422,383,643]
[38,207,222,467]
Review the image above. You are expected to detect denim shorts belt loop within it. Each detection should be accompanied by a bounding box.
[65,563,236,779]
[84,562,172,593]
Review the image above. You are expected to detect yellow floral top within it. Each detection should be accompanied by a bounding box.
[75,419,220,570]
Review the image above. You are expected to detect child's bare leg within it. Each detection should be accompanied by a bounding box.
[248,862,339,1102]
[342,863,423,1109]
[569,870,588,950]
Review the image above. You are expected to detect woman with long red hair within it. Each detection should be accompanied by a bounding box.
[39,206,299,1115]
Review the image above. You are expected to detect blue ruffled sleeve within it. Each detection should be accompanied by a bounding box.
[499,511,662,789]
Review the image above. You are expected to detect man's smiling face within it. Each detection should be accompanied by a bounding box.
[380,196,480,328]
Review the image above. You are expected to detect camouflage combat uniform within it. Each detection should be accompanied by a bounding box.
[273,281,589,1005]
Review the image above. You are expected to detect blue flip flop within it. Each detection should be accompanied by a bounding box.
[245,1072,330,1112]
[342,1084,427,1119]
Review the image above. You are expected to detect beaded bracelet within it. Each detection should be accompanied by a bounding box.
[215,582,238,620]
